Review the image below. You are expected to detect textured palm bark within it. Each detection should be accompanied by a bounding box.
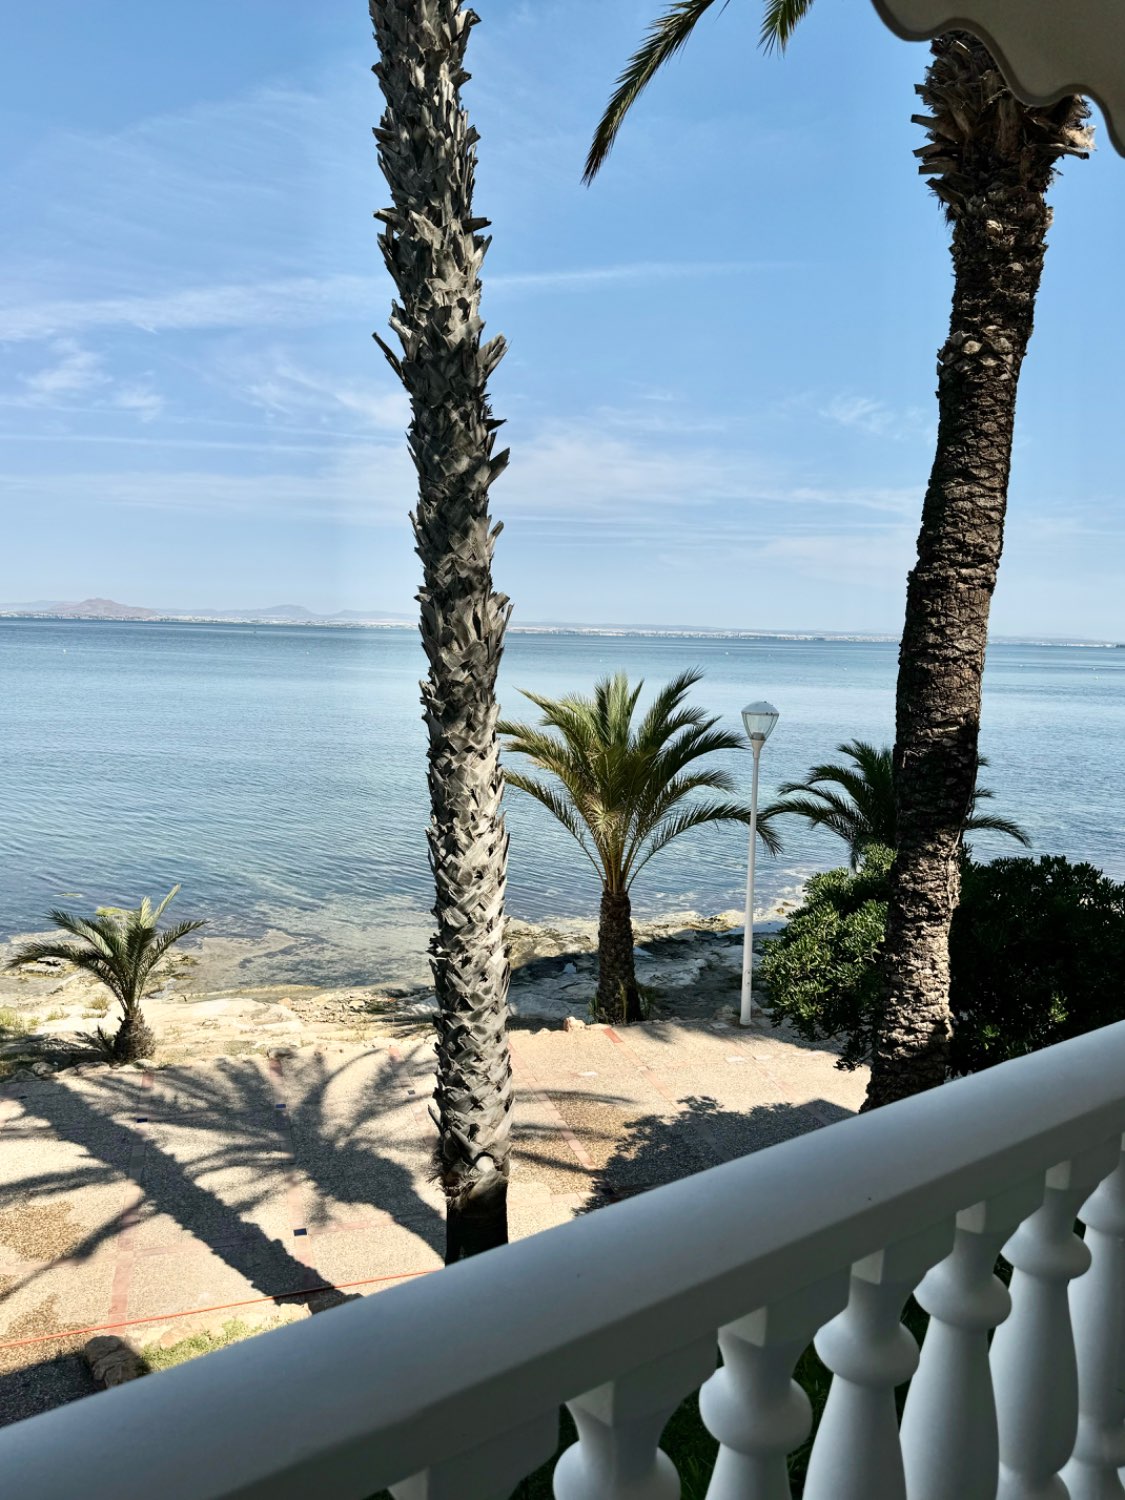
[113,1004,156,1063]
[596,889,643,1023]
[865,37,1090,1109]
[370,0,514,1258]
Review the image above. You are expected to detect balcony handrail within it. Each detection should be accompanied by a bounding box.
[5,1021,1125,1499]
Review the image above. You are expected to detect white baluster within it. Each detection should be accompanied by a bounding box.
[1063,1135,1125,1500]
[700,1271,850,1500]
[391,1410,560,1500]
[802,1221,954,1500]
[900,1179,1044,1500]
[554,1337,717,1499]
[991,1139,1121,1500]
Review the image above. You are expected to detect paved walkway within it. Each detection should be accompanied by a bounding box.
[0,1016,866,1426]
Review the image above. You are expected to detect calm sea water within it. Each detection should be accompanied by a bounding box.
[1,619,1121,985]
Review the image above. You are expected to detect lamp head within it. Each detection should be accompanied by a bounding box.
[741,701,779,747]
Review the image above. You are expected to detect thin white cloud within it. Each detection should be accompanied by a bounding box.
[111,385,164,422]
[0,261,789,343]
[490,260,791,292]
[229,352,409,432]
[821,393,933,442]
[21,339,107,402]
[0,275,374,343]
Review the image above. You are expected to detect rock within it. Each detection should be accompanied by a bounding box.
[561,962,577,975]
[85,1335,147,1388]
[29,1060,56,1078]
[563,1016,586,1032]
[347,1000,367,1012]
[22,958,66,975]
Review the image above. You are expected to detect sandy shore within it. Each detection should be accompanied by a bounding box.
[0,901,799,1076]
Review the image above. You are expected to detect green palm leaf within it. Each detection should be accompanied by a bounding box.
[965,812,1032,846]
[759,0,816,52]
[502,673,768,896]
[584,0,819,183]
[764,741,1028,864]
[583,0,725,182]
[630,798,764,884]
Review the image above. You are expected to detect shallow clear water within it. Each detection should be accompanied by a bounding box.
[1,619,1121,985]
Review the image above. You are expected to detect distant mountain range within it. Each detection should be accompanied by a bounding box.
[0,597,415,625]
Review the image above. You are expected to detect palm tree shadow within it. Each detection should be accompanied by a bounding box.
[2,1051,447,1341]
[584,1094,855,1208]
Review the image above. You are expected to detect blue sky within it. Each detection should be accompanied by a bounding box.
[1,0,1122,637]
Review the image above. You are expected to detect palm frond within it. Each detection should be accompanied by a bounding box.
[11,890,204,1015]
[151,885,182,923]
[759,0,816,51]
[753,803,786,856]
[6,940,87,971]
[138,919,207,981]
[503,672,758,894]
[46,910,119,959]
[502,772,606,879]
[964,812,1031,846]
[583,0,724,183]
[633,669,705,752]
[629,797,760,885]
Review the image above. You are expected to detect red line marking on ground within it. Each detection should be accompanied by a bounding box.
[603,1027,625,1045]
[0,1270,435,1351]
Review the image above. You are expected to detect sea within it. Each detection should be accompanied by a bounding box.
[1,618,1121,987]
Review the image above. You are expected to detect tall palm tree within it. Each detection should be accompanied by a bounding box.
[584,4,1090,1109]
[760,740,1029,869]
[370,0,515,1261]
[500,670,775,1023]
[6,887,203,1063]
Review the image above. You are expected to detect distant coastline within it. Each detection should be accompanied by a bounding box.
[0,599,1119,649]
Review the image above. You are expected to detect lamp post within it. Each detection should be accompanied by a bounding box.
[740,701,779,1028]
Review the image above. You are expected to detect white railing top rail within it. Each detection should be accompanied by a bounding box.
[5,1021,1125,1500]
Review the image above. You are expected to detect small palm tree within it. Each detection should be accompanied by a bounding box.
[759,740,1029,869]
[6,886,204,1062]
[500,670,777,1023]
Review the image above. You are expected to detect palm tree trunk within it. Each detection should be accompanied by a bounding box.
[371,0,514,1259]
[113,1002,156,1063]
[596,889,642,1023]
[865,37,1090,1109]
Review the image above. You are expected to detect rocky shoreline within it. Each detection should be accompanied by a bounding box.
[0,902,799,1078]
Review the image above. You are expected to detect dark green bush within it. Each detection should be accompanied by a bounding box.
[758,846,891,1069]
[760,852,1125,1074]
[950,855,1125,1072]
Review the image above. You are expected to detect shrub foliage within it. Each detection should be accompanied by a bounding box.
[760,852,1125,1073]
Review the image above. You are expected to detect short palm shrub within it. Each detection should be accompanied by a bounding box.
[6,887,204,1063]
[760,853,1125,1073]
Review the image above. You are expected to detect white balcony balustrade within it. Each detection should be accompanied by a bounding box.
[5,1022,1125,1500]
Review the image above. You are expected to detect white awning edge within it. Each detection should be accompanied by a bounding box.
[870,0,1125,156]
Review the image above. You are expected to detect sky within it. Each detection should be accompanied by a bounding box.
[0,1,1122,638]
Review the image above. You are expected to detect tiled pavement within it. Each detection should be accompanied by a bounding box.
[0,1016,866,1425]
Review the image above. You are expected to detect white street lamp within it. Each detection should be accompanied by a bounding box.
[740,701,779,1028]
